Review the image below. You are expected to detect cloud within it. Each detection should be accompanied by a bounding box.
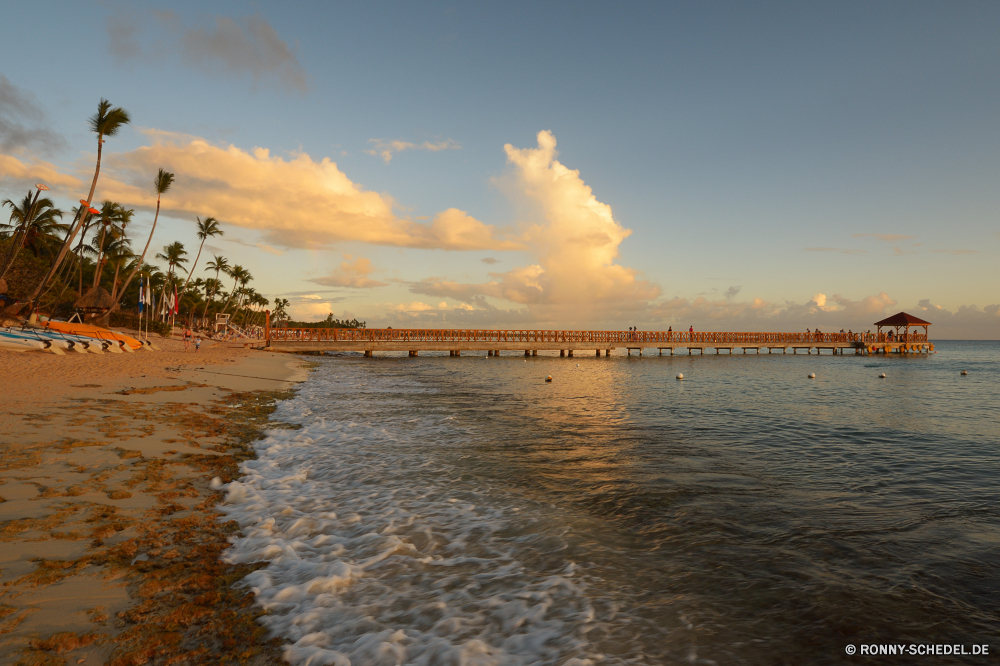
[105,13,143,61]
[97,130,518,251]
[395,301,436,312]
[644,291,900,331]
[366,138,460,163]
[182,15,307,93]
[409,130,658,315]
[852,233,915,242]
[480,257,500,265]
[106,11,306,93]
[309,257,388,288]
[911,299,999,339]
[724,285,741,300]
[226,237,285,255]
[0,75,67,155]
[927,249,978,255]
[804,247,866,255]
[287,299,348,321]
[0,154,82,193]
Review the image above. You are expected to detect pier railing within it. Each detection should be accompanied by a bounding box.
[265,328,929,345]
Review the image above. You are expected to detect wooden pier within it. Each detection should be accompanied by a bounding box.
[262,324,933,357]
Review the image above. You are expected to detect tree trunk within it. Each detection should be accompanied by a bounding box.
[23,135,104,313]
[113,195,161,311]
[182,238,204,295]
[0,189,40,281]
[92,225,107,289]
[221,278,239,314]
[201,270,221,324]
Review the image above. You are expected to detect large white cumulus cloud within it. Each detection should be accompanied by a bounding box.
[411,130,659,312]
[96,131,518,251]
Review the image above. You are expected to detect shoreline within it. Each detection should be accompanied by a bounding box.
[0,336,309,665]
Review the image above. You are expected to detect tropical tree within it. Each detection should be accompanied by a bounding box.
[272,297,290,325]
[26,99,130,312]
[104,247,137,301]
[115,168,174,308]
[233,269,254,321]
[91,201,133,289]
[154,241,187,320]
[181,217,222,296]
[0,192,65,278]
[201,254,229,323]
[220,264,246,314]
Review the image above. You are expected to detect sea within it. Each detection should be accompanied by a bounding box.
[218,341,1000,666]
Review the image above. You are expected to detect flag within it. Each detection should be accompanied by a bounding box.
[173,286,179,315]
[137,276,144,314]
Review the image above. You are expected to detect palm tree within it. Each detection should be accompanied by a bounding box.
[201,255,229,323]
[181,217,222,296]
[105,247,137,301]
[115,168,174,309]
[0,193,65,278]
[26,99,130,312]
[272,297,290,325]
[91,201,133,289]
[233,269,254,322]
[220,264,246,314]
[155,241,187,320]
[236,286,258,325]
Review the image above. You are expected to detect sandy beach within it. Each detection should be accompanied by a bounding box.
[0,335,308,665]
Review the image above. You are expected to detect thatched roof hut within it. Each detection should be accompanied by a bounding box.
[75,286,114,312]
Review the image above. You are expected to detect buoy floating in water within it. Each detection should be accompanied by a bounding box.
[676,373,684,380]
[545,375,553,382]
[879,373,886,379]
[808,373,816,379]
[961,370,968,375]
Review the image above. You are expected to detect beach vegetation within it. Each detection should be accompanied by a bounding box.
[0,192,66,278]
[0,96,344,335]
[115,168,174,312]
[285,312,366,328]
[181,216,222,296]
[24,99,131,312]
[154,240,188,320]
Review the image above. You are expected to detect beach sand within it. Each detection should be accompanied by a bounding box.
[0,335,308,665]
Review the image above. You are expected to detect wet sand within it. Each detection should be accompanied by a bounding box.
[0,335,308,665]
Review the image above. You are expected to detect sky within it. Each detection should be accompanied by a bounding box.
[1,1,997,337]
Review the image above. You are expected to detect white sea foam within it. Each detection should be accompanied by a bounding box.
[219,364,660,666]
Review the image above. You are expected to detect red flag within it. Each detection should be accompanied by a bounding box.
[172,286,179,315]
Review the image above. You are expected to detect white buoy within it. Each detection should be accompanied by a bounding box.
[676,373,684,380]
[808,373,816,379]
[545,375,552,382]
[961,370,968,375]
[879,373,886,378]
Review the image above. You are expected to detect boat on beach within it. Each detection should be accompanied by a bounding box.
[0,329,64,354]
[42,320,144,352]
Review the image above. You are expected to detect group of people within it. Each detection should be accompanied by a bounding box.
[181,327,202,352]
[627,325,695,341]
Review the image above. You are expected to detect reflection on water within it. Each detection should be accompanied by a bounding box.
[231,341,1000,665]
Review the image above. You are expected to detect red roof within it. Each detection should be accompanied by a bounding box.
[873,312,932,327]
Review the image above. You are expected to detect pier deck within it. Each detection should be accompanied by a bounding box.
[262,326,933,357]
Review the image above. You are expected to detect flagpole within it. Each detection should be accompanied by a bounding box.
[138,275,143,341]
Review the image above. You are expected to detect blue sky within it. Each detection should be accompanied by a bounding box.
[1,1,997,336]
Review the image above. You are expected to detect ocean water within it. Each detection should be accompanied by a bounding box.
[218,341,1000,665]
